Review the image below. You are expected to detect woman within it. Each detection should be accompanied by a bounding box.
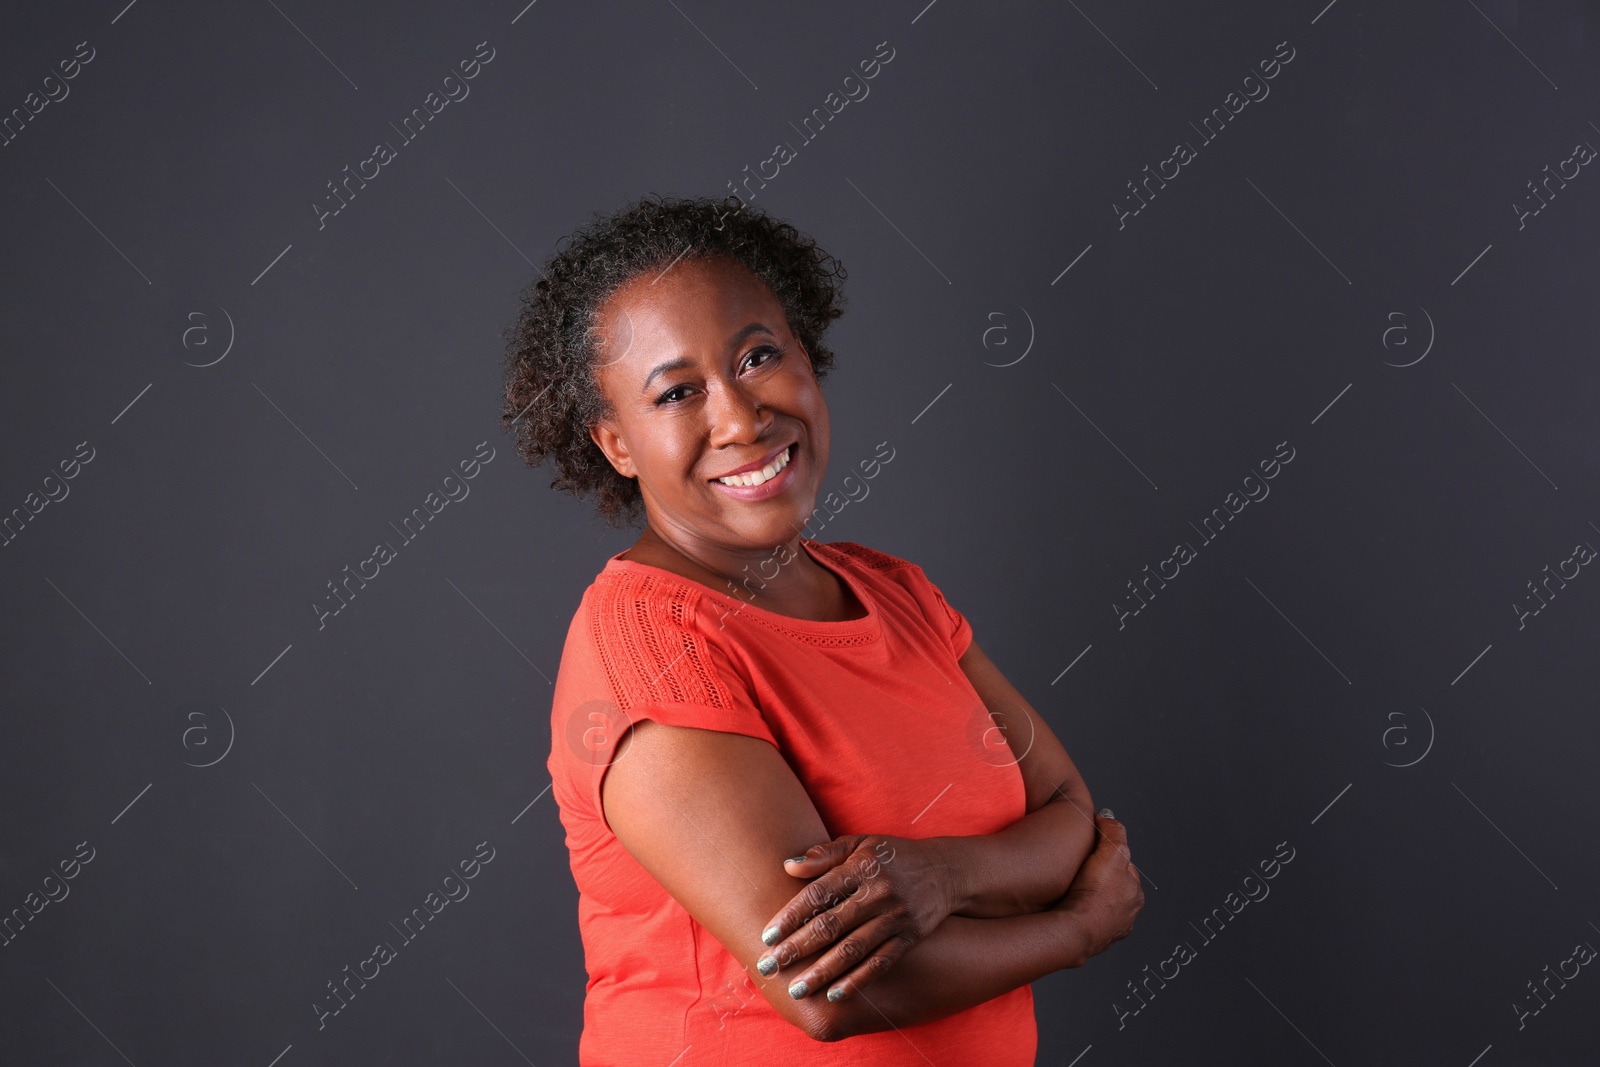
[502,194,1143,1064]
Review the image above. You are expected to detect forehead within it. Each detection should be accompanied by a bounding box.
[594,257,783,360]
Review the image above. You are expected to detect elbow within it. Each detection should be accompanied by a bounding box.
[792,1003,853,1043]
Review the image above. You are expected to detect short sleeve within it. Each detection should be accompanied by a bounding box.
[916,566,974,659]
[564,573,779,830]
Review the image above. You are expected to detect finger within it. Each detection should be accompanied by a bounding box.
[1093,813,1137,870]
[785,913,905,1001]
[758,876,884,976]
[761,837,861,945]
[782,836,857,876]
[759,869,870,963]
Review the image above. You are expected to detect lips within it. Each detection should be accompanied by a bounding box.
[708,441,795,482]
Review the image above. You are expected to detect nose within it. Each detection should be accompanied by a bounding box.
[706,377,772,448]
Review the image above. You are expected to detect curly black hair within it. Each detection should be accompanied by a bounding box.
[500,193,847,528]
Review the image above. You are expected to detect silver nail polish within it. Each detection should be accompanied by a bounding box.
[788,980,808,999]
[826,987,844,1002]
[761,926,781,946]
[756,955,776,977]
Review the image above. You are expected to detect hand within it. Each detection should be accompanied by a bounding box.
[1053,810,1144,967]
[754,834,956,1004]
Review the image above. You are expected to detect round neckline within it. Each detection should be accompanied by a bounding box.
[603,538,881,638]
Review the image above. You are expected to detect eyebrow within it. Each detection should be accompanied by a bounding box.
[639,323,778,394]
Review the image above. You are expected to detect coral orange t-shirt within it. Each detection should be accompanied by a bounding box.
[546,538,1036,1066]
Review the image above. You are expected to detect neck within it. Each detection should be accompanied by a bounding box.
[631,521,822,609]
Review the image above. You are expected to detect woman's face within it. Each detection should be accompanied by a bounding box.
[587,255,830,554]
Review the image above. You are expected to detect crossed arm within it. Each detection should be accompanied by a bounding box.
[599,639,1142,1042]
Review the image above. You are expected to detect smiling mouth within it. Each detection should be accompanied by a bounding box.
[711,443,795,488]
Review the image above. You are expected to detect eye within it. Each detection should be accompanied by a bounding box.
[655,383,694,405]
[745,344,783,371]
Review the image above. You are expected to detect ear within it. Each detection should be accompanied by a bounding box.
[589,420,638,479]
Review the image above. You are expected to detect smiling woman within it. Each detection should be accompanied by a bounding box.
[499,194,1145,1064]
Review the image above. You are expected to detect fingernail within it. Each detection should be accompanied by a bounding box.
[784,856,806,864]
[1097,807,1115,820]
[761,926,782,945]
[756,955,777,977]
[788,980,809,999]
[826,986,845,1002]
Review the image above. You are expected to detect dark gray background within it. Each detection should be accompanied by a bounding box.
[2,0,1596,1063]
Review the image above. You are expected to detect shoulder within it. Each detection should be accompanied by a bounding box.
[815,540,973,655]
[575,565,743,713]
[808,538,920,574]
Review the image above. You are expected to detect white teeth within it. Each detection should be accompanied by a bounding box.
[718,445,791,487]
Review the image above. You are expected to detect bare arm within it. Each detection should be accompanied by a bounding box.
[938,639,1099,917]
[600,717,1117,1041]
